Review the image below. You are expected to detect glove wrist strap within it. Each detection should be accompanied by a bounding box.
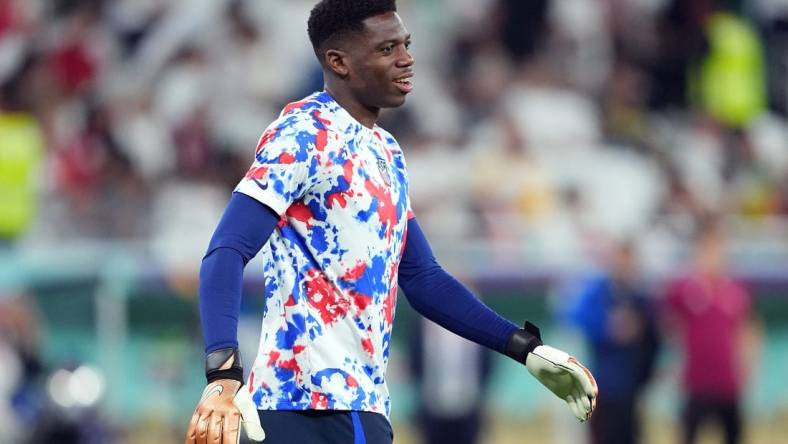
[205,347,244,384]
[505,321,543,365]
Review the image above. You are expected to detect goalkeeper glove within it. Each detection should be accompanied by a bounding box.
[506,322,598,422]
[185,348,265,443]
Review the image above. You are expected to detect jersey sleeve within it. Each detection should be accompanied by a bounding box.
[235,114,320,215]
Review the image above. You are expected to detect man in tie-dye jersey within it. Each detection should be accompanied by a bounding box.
[186,1,597,443]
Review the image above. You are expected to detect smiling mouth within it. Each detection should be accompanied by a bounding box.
[393,76,413,93]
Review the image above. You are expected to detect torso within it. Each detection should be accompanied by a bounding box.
[235,91,411,416]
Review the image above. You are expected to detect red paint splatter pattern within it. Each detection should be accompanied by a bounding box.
[237,91,411,417]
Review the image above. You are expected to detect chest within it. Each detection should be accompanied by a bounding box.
[678,280,746,322]
[292,131,409,242]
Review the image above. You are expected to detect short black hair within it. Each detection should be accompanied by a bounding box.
[307,0,397,53]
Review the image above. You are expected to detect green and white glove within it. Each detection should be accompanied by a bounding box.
[506,322,598,422]
[526,344,598,422]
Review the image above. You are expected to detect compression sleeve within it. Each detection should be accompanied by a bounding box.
[398,218,519,354]
[200,192,280,353]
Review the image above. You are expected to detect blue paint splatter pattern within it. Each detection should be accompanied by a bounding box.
[235,91,412,417]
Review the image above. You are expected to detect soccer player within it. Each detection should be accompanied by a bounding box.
[185,1,597,443]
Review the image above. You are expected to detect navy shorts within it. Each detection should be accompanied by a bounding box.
[254,410,393,444]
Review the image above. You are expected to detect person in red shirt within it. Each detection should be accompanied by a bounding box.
[665,218,761,444]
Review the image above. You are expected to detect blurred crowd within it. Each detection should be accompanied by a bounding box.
[1,0,787,443]
[0,0,787,274]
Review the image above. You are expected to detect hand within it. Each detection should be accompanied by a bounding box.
[526,345,598,422]
[185,379,266,443]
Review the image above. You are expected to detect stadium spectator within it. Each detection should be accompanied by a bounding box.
[568,240,661,444]
[664,217,762,444]
[0,295,43,443]
[0,53,44,244]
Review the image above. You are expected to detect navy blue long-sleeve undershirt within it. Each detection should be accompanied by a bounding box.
[199,193,279,353]
[199,192,518,355]
[397,221,519,352]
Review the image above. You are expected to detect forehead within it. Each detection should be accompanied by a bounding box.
[359,11,408,45]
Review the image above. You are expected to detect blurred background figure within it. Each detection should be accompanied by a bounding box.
[567,241,661,444]
[664,217,762,444]
[0,293,114,444]
[410,317,494,444]
[0,52,44,247]
[0,294,44,443]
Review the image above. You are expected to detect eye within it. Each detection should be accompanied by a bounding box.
[381,44,394,55]
[405,41,412,50]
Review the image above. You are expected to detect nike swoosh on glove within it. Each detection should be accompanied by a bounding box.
[526,345,598,422]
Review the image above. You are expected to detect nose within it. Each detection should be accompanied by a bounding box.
[397,47,414,68]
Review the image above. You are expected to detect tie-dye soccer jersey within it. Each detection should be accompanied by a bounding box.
[234,91,411,417]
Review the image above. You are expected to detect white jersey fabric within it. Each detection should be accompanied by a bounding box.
[235,91,412,416]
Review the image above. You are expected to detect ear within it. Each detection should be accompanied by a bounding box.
[325,49,350,77]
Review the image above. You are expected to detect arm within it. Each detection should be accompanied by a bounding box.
[399,218,598,421]
[187,192,274,444]
[397,218,522,356]
[738,286,762,388]
[188,110,320,444]
[200,192,279,353]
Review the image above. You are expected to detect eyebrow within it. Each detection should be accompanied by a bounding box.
[376,34,411,47]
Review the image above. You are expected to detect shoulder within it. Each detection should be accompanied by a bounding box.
[664,275,690,300]
[263,92,333,131]
[578,273,611,298]
[669,273,692,287]
[279,92,344,132]
[276,94,331,133]
[373,127,402,152]
[254,94,336,152]
[727,278,752,305]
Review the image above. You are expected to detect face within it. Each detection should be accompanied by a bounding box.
[612,243,635,279]
[342,12,414,109]
[696,230,728,274]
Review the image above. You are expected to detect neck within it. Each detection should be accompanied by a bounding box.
[324,82,379,128]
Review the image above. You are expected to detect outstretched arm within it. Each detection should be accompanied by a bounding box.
[397,218,523,355]
[398,218,598,421]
